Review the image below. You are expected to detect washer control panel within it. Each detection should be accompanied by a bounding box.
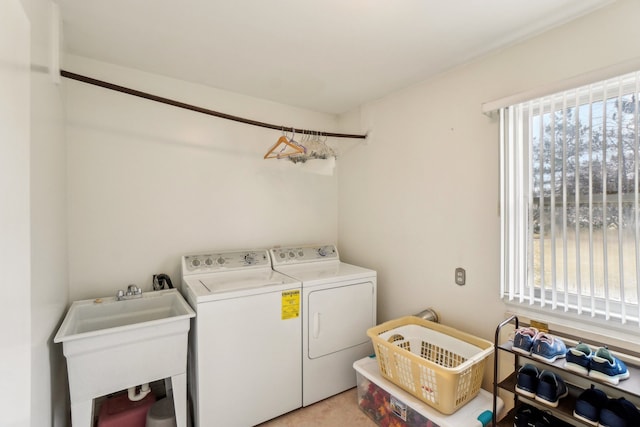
[183,249,270,274]
[270,244,338,266]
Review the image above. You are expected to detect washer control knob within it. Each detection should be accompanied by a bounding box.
[288,251,296,259]
[191,258,201,268]
[279,252,286,259]
[204,258,213,266]
[317,247,327,257]
[244,254,256,265]
[216,257,225,265]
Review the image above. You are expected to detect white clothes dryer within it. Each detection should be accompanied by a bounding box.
[181,249,302,427]
[270,244,377,406]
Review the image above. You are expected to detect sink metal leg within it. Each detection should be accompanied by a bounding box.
[171,373,187,427]
[71,399,93,427]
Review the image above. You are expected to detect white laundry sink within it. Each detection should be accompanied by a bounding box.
[55,288,195,340]
[54,288,195,427]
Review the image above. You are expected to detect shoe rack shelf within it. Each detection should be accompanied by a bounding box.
[492,315,640,427]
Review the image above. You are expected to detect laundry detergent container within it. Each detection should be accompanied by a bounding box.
[367,316,493,414]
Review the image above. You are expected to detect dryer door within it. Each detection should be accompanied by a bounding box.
[307,281,374,359]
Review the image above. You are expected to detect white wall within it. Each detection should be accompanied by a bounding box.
[28,5,68,427]
[19,0,69,426]
[0,1,31,426]
[338,0,640,343]
[64,55,341,301]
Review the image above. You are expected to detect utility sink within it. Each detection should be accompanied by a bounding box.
[54,288,195,427]
[55,288,195,341]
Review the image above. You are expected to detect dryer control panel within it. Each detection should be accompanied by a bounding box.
[182,249,270,275]
[270,245,338,266]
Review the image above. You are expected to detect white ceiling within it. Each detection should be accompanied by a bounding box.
[58,0,614,114]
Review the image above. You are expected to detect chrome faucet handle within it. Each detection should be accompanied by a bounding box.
[117,285,142,300]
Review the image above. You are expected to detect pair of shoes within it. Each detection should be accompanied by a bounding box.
[573,385,608,425]
[574,386,640,427]
[514,403,573,427]
[566,343,630,385]
[515,364,568,407]
[599,397,640,427]
[512,328,567,363]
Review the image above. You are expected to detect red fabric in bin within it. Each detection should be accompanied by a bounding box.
[97,392,156,427]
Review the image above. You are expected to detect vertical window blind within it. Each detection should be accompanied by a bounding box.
[500,69,640,327]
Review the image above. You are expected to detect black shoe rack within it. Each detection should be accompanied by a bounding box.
[492,315,640,426]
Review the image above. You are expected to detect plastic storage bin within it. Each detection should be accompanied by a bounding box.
[367,316,493,414]
[354,356,502,427]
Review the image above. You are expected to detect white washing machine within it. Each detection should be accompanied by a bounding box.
[181,249,302,427]
[270,244,377,406]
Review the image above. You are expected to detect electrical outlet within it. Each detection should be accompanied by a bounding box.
[455,267,466,286]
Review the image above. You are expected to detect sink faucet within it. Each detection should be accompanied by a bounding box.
[116,284,142,301]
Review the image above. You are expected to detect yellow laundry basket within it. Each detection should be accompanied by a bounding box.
[367,316,493,414]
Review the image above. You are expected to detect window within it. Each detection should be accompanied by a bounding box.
[500,70,640,327]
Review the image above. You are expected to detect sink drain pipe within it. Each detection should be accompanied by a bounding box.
[128,383,151,401]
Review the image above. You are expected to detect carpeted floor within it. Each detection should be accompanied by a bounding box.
[256,388,377,427]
